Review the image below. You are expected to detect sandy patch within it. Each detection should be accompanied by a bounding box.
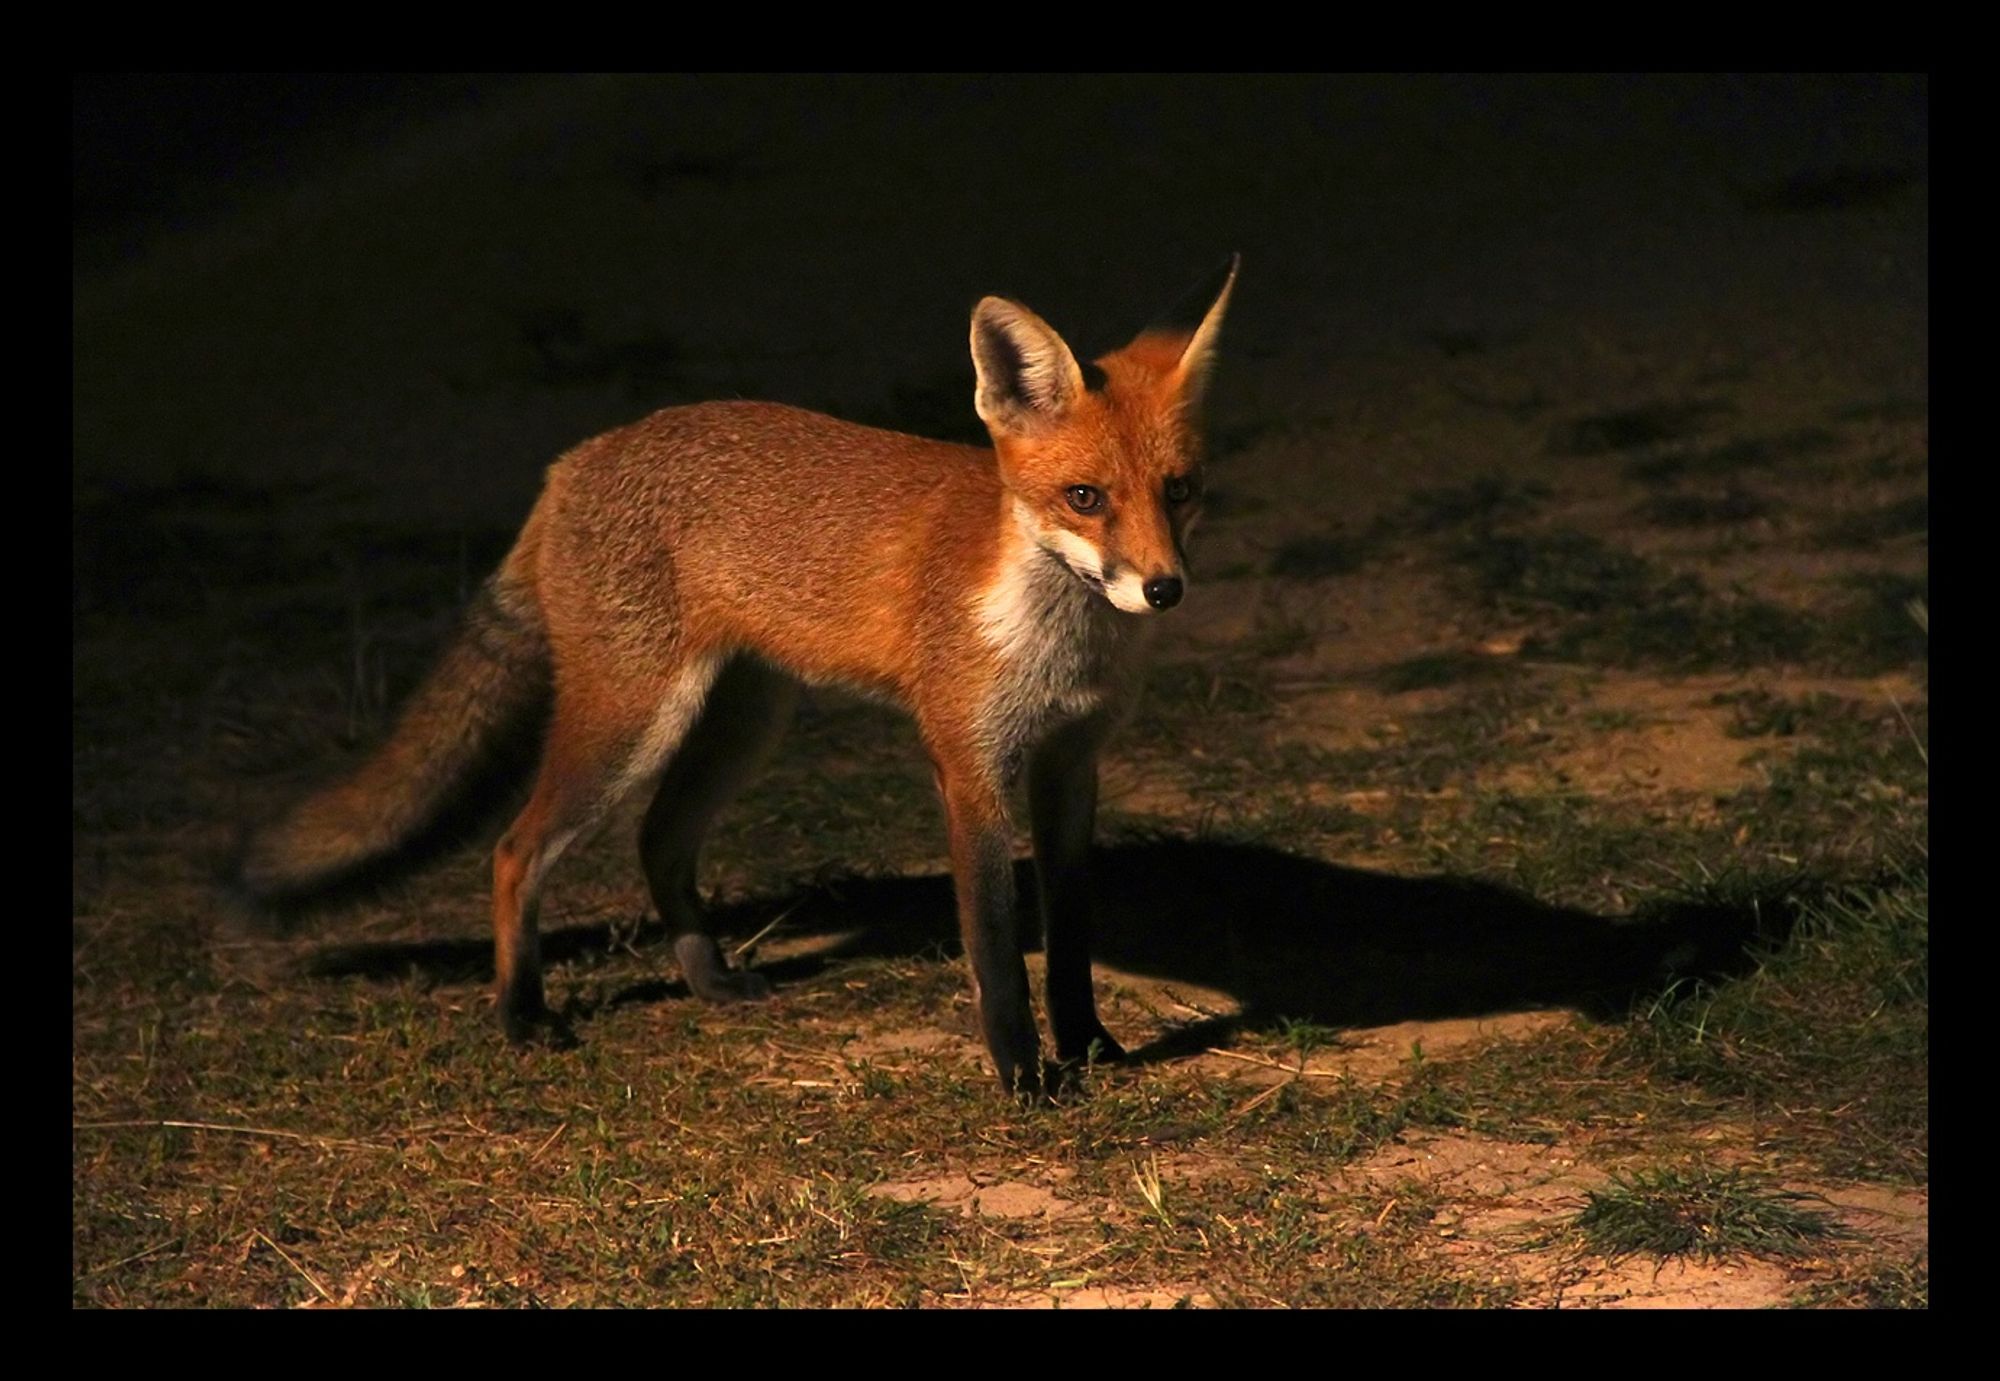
[842,1027,970,1059]
[1185,1010,1573,1086]
[1349,1127,1927,1309]
[1546,1255,1801,1309]
[868,1173,1074,1221]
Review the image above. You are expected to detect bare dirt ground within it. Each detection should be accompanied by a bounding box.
[74,76,1926,1307]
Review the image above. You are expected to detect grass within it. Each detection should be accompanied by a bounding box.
[1265,475,1556,582]
[1815,493,1928,548]
[1269,532,1371,579]
[1452,528,1655,614]
[1374,651,1512,693]
[1625,427,1841,485]
[1436,525,1928,675]
[1634,487,1773,528]
[1568,1166,1852,1265]
[76,409,1927,1308]
[1549,401,1733,458]
[1815,572,1930,672]
[1388,475,1551,534]
[1627,867,1929,1181]
[1792,1255,1929,1309]
[1442,527,1819,670]
[1140,658,1279,723]
[75,836,1929,1304]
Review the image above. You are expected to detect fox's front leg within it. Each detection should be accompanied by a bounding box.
[1029,716,1125,1065]
[931,747,1041,1098]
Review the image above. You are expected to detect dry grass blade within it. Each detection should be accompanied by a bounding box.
[74,1119,395,1152]
[255,1230,337,1305]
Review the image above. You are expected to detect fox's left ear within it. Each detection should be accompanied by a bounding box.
[1149,253,1240,403]
[971,296,1087,438]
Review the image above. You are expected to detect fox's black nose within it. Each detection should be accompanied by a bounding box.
[1144,577,1184,610]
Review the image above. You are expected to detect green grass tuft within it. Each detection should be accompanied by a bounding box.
[1571,1165,1853,1264]
[1452,528,1655,614]
[1792,1255,1929,1309]
[1629,865,1928,1181]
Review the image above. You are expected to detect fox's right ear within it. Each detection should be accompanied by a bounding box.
[971,297,1086,437]
[1150,253,1239,405]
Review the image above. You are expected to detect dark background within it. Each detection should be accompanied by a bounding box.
[75,74,1927,531]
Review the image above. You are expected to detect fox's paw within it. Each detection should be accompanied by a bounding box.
[989,1047,1050,1104]
[500,997,577,1050]
[694,968,773,1003]
[1055,1025,1128,1067]
[675,935,772,1004]
[213,884,275,940]
[212,867,303,939]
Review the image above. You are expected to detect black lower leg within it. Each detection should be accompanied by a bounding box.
[957,817,1042,1098]
[1030,724,1121,1065]
[639,659,792,1006]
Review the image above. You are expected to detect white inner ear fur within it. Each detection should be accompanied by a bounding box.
[971,298,1085,431]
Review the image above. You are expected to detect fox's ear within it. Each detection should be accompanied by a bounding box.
[1147,253,1240,403]
[971,297,1086,436]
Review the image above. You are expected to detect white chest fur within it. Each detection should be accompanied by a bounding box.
[975,508,1147,766]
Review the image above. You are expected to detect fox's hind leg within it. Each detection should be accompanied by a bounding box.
[638,656,798,1002]
[492,655,723,1042]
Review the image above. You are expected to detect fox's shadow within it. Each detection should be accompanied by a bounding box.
[300,837,1792,1054]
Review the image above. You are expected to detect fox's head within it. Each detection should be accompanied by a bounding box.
[971,255,1238,615]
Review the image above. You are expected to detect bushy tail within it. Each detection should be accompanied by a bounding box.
[226,564,552,926]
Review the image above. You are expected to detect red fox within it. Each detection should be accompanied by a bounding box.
[230,256,1239,1097]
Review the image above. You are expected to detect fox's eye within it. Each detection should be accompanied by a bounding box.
[1066,485,1104,514]
[1165,476,1193,504]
